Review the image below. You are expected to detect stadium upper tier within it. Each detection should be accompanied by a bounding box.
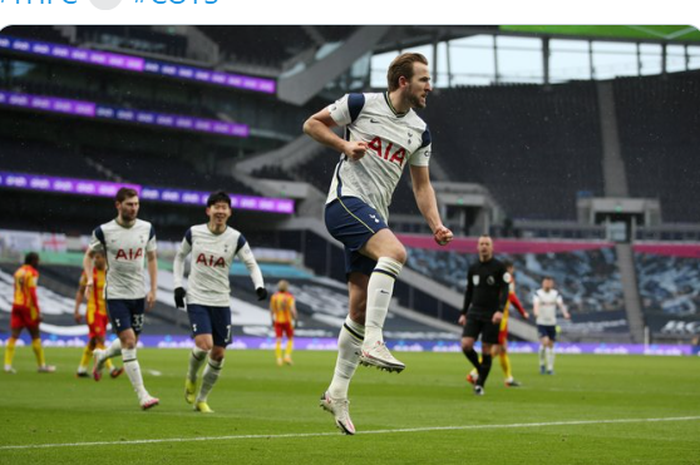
[614,71,700,223]
[420,82,605,221]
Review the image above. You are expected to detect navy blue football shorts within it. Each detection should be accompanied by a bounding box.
[187,304,232,347]
[325,196,388,278]
[106,299,145,335]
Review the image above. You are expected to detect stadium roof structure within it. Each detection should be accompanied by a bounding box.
[373,25,700,55]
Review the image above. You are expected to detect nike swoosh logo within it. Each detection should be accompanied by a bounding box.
[369,118,380,123]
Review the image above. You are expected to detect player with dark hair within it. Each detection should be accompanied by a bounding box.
[4,252,55,374]
[303,52,453,434]
[459,235,509,396]
[73,250,123,379]
[84,187,159,409]
[467,259,529,387]
[173,190,267,413]
[270,280,298,366]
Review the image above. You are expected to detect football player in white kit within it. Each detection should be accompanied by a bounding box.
[533,276,571,375]
[173,191,267,413]
[83,187,160,410]
[303,52,453,434]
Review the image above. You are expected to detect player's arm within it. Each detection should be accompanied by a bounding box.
[74,274,87,323]
[459,269,474,325]
[492,266,510,324]
[172,231,192,309]
[84,227,103,299]
[410,165,453,246]
[146,251,157,311]
[509,292,529,319]
[302,97,367,161]
[269,299,275,325]
[145,226,158,311]
[29,274,41,321]
[235,238,266,301]
[291,299,298,321]
[533,295,540,319]
[82,248,96,299]
[558,295,571,320]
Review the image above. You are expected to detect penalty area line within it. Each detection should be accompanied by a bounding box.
[2,416,700,451]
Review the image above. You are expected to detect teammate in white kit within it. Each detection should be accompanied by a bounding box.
[83,187,159,410]
[173,191,267,413]
[303,52,453,434]
[533,276,570,375]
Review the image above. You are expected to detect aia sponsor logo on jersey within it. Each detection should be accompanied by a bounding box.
[196,253,226,267]
[115,248,143,260]
[367,136,406,166]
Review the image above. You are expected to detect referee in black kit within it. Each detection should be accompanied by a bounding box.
[458,235,510,396]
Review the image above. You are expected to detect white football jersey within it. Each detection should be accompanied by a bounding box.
[88,219,157,300]
[533,289,564,326]
[173,224,264,307]
[325,92,432,223]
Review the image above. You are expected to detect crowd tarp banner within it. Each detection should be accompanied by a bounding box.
[0,335,696,356]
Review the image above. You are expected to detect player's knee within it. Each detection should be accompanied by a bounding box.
[461,339,474,351]
[210,348,225,362]
[389,245,407,264]
[197,341,213,352]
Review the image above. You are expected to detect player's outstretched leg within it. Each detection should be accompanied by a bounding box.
[32,338,55,373]
[538,344,546,374]
[186,347,208,404]
[500,352,521,387]
[546,345,555,375]
[475,353,492,394]
[122,347,159,409]
[4,336,17,374]
[321,316,363,434]
[275,338,283,366]
[284,338,294,365]
[194,356,223,413]
[77,342,93,377]
[360,257,405,372]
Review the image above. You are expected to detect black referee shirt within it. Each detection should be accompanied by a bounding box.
[462,257,510,318]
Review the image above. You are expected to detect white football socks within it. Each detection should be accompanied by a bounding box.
[122,347,148,401]
[329,316,365,400]
[538,344,546,367]
[103,338,122,360]
[546,347,555,371]
[364,257,402,348]
[188,346,209,382]
[197,357,223,403]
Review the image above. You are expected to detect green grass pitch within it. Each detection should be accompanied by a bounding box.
[1,348,699,464]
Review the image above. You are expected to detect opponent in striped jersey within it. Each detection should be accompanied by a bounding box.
[73,250,123,379]
[4,252,55,374]
[83,187,159,410]
[533,276,570,375]
[304,52,453,434]
[173,191,266,413]
[270,280,298,366]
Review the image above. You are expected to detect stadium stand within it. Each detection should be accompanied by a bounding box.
[406,246,625,316]
[614,71,700,223]
[419,83,605,220]
[635,253,700,316]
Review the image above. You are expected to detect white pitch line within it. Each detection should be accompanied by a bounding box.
[2,416,699,451]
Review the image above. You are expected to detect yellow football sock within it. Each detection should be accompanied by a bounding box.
[4,337,17,367]
[500,352,512,380]
[31,338,46,367]
[97,343,114,370]
[275,340,282,360]
[284,339,294,358]
[79,345,93,370]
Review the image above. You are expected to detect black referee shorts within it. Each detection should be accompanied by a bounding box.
[462,314,500,344]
